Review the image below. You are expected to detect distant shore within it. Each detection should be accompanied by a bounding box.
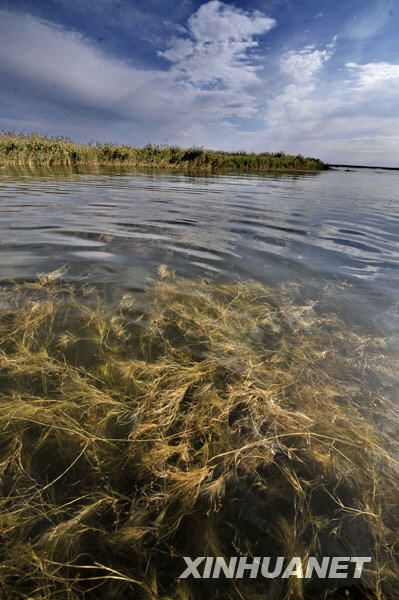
[329,163,399,171]
[0,133,326,172]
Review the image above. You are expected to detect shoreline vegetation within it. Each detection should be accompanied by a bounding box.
[0,133,326,172]
[0,268,398,599]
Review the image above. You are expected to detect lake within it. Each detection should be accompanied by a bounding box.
[1,166,399,337]
[0,165,398,599]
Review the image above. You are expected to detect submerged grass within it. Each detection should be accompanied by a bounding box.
[0,133,326,171]
[0,269,398,599]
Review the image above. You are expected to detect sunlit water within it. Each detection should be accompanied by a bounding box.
[1,166,399,339]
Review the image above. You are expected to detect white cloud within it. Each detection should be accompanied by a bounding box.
[0,2,275,141]
[187,0,275,42]
[0,3,398,166]
[261,48,399,166]
[159,0,275,114]
[268,42,335,127]
[160,38,194,62]
[0,10,164,118]
[346,62,399,88]
[280,45,334,82]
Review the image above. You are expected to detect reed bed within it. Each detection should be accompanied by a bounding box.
[0,133,325,171]
[0,268,398,599]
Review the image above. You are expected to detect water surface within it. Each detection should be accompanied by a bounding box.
[1,165,399,597]
[1,166,398,337]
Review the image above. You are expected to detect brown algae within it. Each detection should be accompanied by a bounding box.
[0,270,398,599]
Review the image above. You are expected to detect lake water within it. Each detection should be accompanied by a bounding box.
[1,166,399,340]
[1,165,399,598]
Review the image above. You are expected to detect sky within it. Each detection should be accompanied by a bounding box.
[0,0,398,166]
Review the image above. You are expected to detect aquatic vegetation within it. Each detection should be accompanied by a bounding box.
[0,133,326,171]
[0,270,398,599]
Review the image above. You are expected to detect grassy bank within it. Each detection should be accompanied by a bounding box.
[0,268,398,599]
[0,133,326,171]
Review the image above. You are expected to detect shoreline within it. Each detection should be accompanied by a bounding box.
[328,163,399,171]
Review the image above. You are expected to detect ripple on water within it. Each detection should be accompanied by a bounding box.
[0,167,399,334]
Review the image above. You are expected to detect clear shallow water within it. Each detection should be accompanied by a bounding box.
[1,165,399,598]
[1,166,399,337]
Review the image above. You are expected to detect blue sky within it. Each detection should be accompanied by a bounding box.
[0,0,398,165]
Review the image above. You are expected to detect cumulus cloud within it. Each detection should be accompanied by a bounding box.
[266,42,336,132]
[159,1,275,114]
[188,0,275,42]
[280,44,334,82]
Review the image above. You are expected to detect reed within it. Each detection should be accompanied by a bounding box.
[0,268,397,599]
[0,132,326,171]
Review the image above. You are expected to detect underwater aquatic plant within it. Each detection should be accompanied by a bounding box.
[0,270,398,599]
